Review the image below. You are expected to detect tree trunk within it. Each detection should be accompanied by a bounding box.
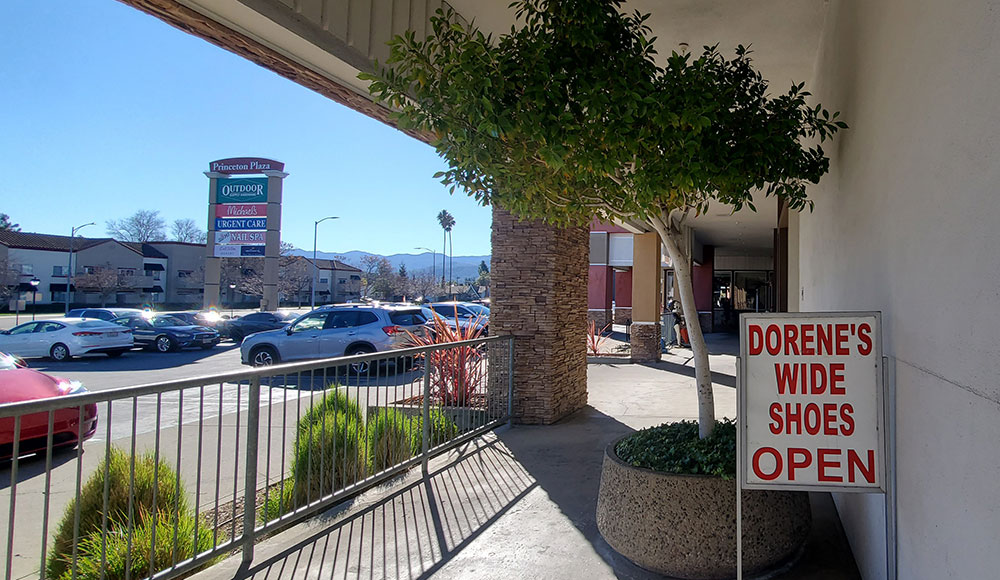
[442,230,447,287]
[651,216,716,439]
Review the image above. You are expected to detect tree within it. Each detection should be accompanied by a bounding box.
[476,260,490,287]
[363,0,844,438]
[279,256,312,306]
[0,213,20,232]
[436,210,454,285]
[106,210,166,242]
[75,263,138,307]
[171,218,206,244]
[0,257,19,308]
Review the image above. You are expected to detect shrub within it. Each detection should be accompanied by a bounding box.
[615,419,736,479]
[58,509,213,580]
[421,409,460,451]
[259,479,296,524]
[47,448,189,579]
[366,408,421,473]
[299,386,362,427]
[291,408,366,505]
[404,310,487,406]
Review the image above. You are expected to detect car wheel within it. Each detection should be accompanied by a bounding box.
[155,335,176,353]
[105,350,125,358]
[50,343,72,362]
[346,345,375,374]
[250,346,279,367]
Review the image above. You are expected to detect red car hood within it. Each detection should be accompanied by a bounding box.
[0,369,72,404]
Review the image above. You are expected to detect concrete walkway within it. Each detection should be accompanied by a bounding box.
[193,334,860,580]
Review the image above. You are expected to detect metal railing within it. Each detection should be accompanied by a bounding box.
[0,335,514,580]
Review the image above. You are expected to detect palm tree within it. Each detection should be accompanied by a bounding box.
[436,210,455,287]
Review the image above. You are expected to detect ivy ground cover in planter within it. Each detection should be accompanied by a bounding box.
[596,421,811,579]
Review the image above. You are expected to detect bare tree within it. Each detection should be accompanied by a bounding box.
[171,218,206,244]
[106,210,167,242]
[75,263,138,306]
[0,256,20,308]
[279,255,313,306]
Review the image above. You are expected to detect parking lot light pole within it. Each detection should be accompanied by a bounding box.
[312,216,339,309]
[29,278,40,321]
[65,222,95,314]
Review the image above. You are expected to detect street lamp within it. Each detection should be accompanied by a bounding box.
[66,222,95,314]
[29,278,40,321]
[415,247,436,284]
[229,283,236,318]
[312,216,339,308]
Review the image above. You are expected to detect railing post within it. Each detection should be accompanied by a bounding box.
[507,336,515,426]
[421,350,432,477]
[242,376,261,565]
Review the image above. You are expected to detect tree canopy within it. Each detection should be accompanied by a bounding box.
[363,0,844,230]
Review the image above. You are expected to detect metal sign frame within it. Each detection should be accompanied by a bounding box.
[736,311,896,580]
[738,311,886,493]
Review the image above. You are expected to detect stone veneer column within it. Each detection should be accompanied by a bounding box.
[630,232,662,362]
[491,206,589,424]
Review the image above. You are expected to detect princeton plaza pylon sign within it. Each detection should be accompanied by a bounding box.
[736,312,896,579]
[203,157,287,311]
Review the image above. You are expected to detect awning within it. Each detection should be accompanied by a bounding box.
[143,263,165,271]
[143,286,165,293]
[17,282,38,291]
[49,283,76,292]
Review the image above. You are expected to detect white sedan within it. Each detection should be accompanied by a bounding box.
[0,318,134,361]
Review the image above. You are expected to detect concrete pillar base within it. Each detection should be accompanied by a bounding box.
[630,322,662,362]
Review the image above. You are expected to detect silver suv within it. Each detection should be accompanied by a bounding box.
[240,304,428,367]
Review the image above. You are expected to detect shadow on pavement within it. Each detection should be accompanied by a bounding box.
[29,344,240,374]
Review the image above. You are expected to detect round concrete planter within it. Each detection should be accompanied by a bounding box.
[596,436,810,579]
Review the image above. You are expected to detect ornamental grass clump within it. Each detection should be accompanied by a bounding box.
[47,447,211,580]
[615,419,736,479]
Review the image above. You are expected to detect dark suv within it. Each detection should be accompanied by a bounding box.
[223,311,300,343]
[113,314,221,352]
[240,304,428,367]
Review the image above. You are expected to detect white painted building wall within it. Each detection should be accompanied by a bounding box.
[8,248,70,305]
[795,1,1000,578]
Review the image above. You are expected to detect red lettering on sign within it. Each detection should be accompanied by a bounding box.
[803,403,821,435]
[800,324,815,355]
[752,447,782,481]
[816,324,834,355]
[775,364,801,395]
[817,449,842,482]
[810,363,828,394]
[823,404,839,435]
[784,325,800,355]
[839,404,855,436]
[857,323,873,355]
[787,448,812,481]
[749,325,763,355]
[835,324,850,355]
[847,449,876,484]
[769,403,782,435]
[829,363,846,395]
[765,325,781,355]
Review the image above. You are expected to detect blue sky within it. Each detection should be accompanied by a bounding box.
[0,0,492,257]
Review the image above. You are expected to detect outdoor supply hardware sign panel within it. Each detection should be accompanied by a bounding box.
[739,312,885,493]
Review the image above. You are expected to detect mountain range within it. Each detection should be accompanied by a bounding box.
[289,249,490,281]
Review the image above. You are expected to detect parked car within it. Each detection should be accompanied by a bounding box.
[0,318,133,361]
[240,304,429,368]
[0,352,99,459]
[426,302,490,334]
[223,311,300,343]
[65,307,145,322]
[164,311,228,333]
[112,314,221,353]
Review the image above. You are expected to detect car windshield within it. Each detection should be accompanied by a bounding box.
[150,316,186,327]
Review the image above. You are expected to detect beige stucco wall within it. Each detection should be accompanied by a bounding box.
[796,1,1000,578]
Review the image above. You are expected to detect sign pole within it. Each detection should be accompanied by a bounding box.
[736,356,744,580]
[884,357,897,580]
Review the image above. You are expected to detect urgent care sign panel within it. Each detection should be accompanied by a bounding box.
[739,313,885,492]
